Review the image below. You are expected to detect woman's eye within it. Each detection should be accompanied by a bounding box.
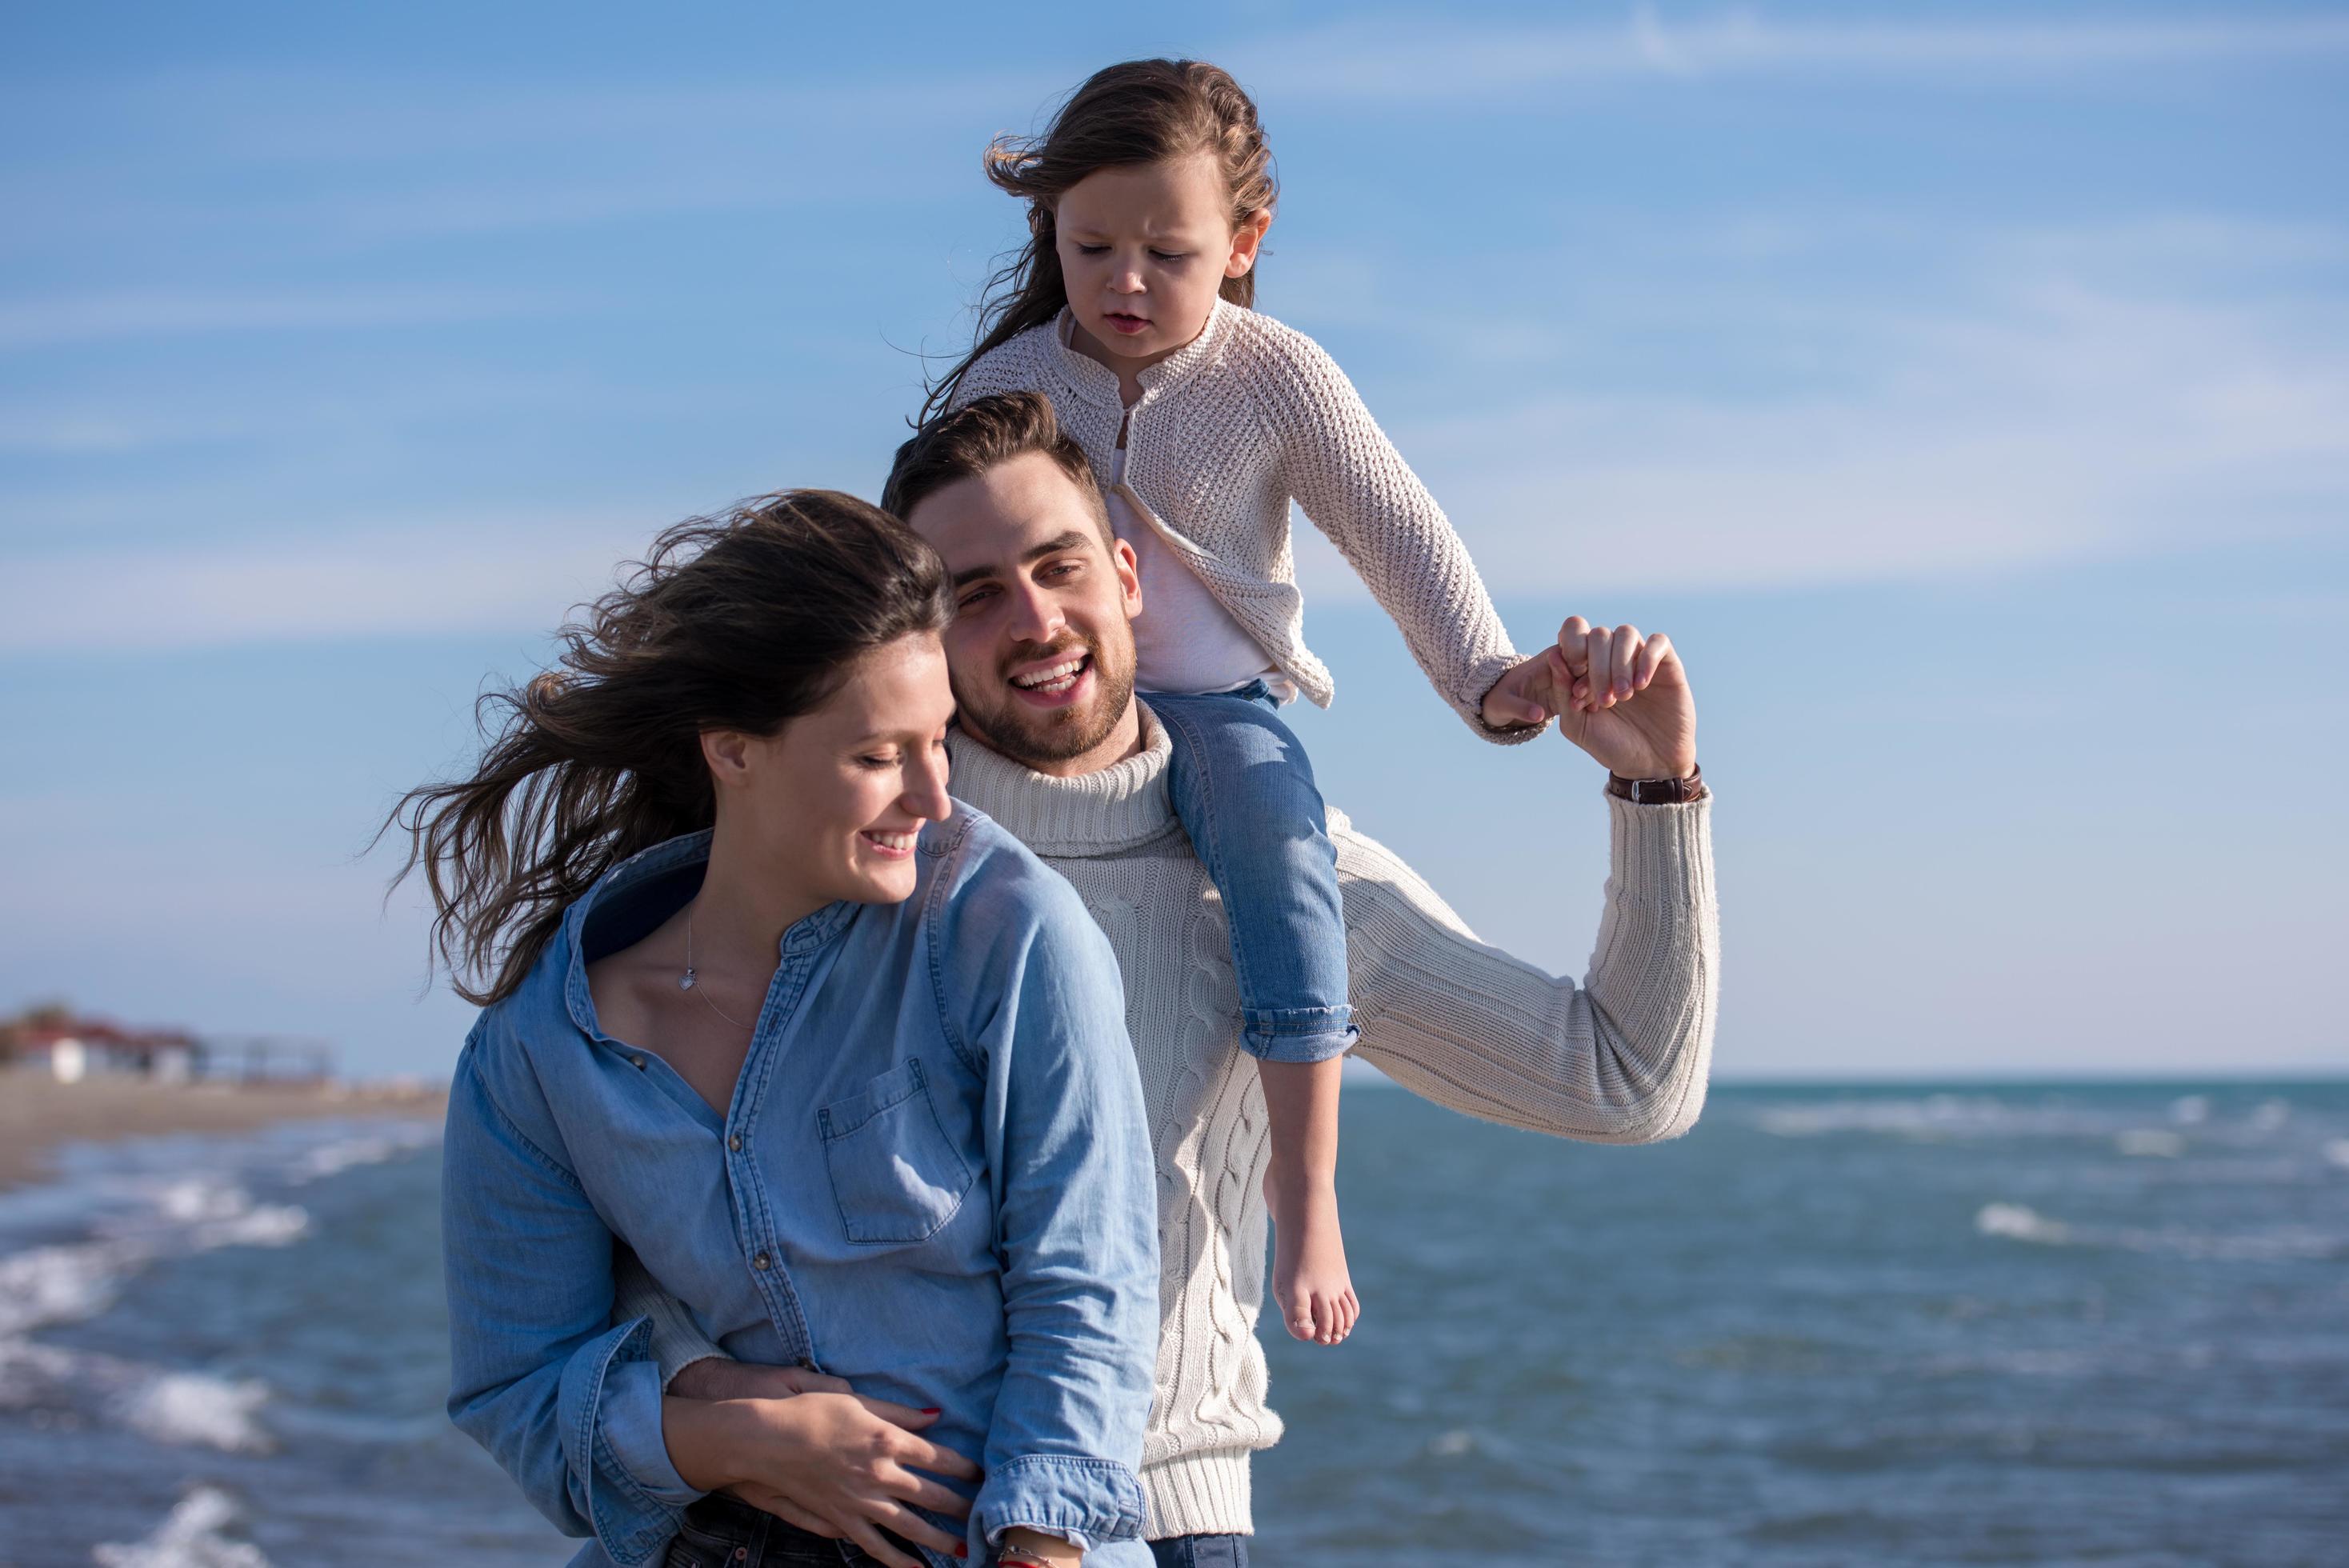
[858,754,895,770]
[1074,243,1110,256]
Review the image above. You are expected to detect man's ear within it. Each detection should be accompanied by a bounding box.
[1114,536,1144,621]
[700,728,754,788]
[1226,208,1272,279]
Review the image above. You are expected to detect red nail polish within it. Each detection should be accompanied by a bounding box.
[922,1406,941,1416]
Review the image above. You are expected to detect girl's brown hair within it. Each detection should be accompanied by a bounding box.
[383,491,953,1006]
[921,58,1278,423]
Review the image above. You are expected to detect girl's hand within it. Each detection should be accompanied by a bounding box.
[663,1392,980,1567]
[1479,645,1570,729]
[1548,616,1698,782]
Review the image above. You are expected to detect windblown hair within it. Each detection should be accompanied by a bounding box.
[383,491,953,1006]
[882,390,1110,549]
[920,58,1279,423]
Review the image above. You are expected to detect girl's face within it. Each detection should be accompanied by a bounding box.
[705,632,955,910]
[1054,152,1270,371]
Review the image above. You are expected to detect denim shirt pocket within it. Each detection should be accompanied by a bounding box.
[816,1058,975,1246]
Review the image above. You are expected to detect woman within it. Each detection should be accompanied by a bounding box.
[390,492,1158,1568]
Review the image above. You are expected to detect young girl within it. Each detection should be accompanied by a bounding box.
[930,59,1564,1350]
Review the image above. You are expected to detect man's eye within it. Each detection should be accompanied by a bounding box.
[1043,562,1082,580]
[957,586,998,610]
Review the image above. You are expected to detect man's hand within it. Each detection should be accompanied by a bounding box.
[1547,616,1697,782]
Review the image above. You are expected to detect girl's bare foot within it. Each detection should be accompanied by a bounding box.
[1271,1174,1359,1345]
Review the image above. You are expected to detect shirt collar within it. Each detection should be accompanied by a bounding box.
[945,702,1179,858]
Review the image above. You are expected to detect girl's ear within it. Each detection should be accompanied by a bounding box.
[1225,208,1273,279]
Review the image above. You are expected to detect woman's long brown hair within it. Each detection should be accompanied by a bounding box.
[920,58,1279,424]
[382,490,952,1006]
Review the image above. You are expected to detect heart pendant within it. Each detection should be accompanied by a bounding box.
[678,969,697,992]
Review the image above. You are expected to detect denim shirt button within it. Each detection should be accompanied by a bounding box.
[630,1055,646,1070]
[727,1134,742,1152]
[752,1252,771,1271]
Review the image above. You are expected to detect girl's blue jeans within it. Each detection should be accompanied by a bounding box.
[1145,683,1358,1065]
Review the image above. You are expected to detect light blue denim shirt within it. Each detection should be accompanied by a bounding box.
[441,806,1158,1568]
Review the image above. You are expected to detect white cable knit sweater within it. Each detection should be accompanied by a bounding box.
[622,711,1720,1540]
[949,301,1536,743]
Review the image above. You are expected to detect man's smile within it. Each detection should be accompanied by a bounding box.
[1006,648,1095,707]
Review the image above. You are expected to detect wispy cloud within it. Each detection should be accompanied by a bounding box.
[1294,226,2349,598]
[1235,6,2349,100]
[0,285,586,350]
[0,520,651,651]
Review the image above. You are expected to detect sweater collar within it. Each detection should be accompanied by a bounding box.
[1049,299,1234,412]
[946,702,1179,857]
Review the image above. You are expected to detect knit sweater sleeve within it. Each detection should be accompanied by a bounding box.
[1259,326,1539,745]
[1339,794,1718,1142]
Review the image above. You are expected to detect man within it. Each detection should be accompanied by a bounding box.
[626,393,1718,1566]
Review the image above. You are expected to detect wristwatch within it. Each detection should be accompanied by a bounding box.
[1606,762,1706,804]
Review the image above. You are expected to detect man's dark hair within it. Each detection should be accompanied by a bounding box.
[882,391,1114,551]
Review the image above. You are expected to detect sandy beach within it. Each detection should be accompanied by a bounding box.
[0,1069,442,1191]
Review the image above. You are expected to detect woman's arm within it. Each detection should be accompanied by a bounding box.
[442,1040,702,1566]
[1263,326,1537,745]
[1339,793,1719,1143]
[946,873,1158,1558]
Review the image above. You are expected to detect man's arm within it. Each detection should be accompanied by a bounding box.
[1343,615,1717,1143]
[1338,794,1716,1143]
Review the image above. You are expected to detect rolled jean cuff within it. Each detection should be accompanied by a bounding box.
[1239,1008,1357,1065]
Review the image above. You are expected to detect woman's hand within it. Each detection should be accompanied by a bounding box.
[663,1390,980,1567]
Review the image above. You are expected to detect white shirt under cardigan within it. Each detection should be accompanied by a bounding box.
[950,300,1533,743]
[621,710,1721,1541]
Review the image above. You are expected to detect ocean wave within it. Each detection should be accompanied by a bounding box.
[1975,1202,2343,1260]
[93,1486,274,1568]
[120,1370,275,1454]
[282,1124,439,1186]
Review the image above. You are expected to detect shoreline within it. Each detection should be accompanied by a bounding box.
[0,1068,443,1192]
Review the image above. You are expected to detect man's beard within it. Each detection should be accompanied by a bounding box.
[953,626,1137,770]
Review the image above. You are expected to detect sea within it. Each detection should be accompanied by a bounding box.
[1,1082,2343,1567]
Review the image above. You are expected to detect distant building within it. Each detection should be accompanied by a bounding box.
[10,1015,208,1083]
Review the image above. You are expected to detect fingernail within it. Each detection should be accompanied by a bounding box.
[922,1407,941,1416]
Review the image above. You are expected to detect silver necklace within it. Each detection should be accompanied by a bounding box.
[680,910,755,1030]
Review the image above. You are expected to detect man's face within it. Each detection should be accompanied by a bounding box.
[903,450,1143,775]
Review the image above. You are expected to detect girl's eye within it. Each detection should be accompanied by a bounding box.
[1150,250,1187,262]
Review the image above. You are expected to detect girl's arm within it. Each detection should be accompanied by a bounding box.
[442,1038,702,1566]
[1266,330,1540,744]
[946,866,1158,1559]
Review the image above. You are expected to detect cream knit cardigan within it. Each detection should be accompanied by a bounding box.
[621,711,1720,1540]
[950,301,1536,743]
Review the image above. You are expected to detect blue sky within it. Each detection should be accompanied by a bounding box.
[3,2,2343,1081]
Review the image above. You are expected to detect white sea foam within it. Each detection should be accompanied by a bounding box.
[0,1238,138,1337]
[2168,1094,2211,1125]
[93,1486,274,1568]
[1759,1096,2114,1140]
[283,1125,437,1186]
[2115,1129,2186,1158]
[2325,1138,2349,1170]
[1976,1202,2071,1244]
[1975,1201,2342,1260]
[119,1370,274,1454]
[2249,1098,2292,1133]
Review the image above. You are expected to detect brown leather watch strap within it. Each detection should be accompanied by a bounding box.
[1606,762,1706,804]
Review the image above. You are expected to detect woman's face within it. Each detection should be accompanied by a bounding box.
[712,632,955,910]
